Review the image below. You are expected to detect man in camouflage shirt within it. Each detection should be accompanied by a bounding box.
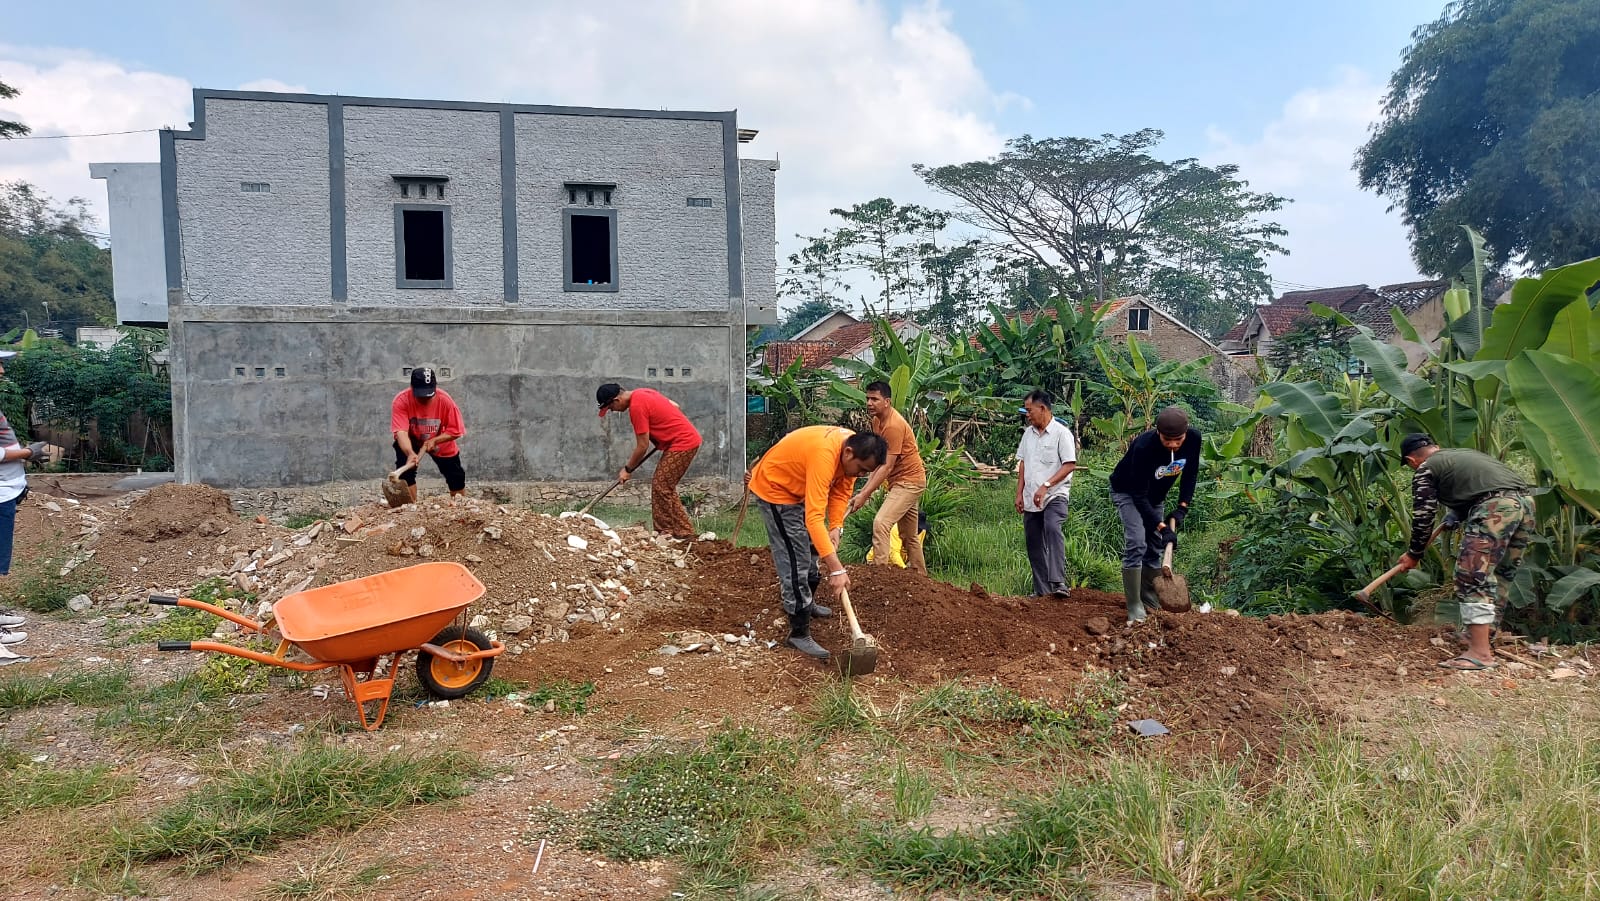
[1396,433,1533,670]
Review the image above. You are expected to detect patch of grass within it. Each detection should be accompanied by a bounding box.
[130,607,214,642]
[576,726,824,886]
[0,665,132,710]
[890,758,935,822]
[808,678,880,735]
[835,719,1600,900]
[94,673,240,751]
[897,676,1123,749]
[525,678,597,714]
[100,743,481,872]
[263,848,419,900]
[283,512,331,530]
[469,676,526,701]
[0,758,135,818]
[0,533,108,613]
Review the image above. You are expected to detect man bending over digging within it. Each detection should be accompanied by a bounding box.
[1109,406,1201,624]
[748,426,887,660]
[597,382,702,539]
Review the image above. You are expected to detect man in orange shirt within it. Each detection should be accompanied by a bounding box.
[390,366,467,503]
[848,380,928,573]
[597,382,702,539]
[749,426,887,660]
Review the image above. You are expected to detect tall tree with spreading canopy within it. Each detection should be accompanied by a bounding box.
[1357,0,1600,276]
[914,129,1288,339]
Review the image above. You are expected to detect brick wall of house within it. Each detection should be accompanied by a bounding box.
[1102,300,1257,403]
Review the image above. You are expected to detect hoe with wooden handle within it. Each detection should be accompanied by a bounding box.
[381,461,416,508]
[1353,522,1447,619]
[836,586,879,677]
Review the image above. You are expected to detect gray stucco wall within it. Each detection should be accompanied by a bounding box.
[89,163,169,324]
[172,99,331,305]
[344,106,503,305]
[738,158,779,326]
[514,114,728,311]
[169,308,736,487]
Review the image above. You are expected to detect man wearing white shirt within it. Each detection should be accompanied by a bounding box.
[1015,389,1078,599]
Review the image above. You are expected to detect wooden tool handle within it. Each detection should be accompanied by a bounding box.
[732,489,752,542]
[389,462,415,480]
[837,586,866,641]
[1161,540,1175,575]
[1361,523,1449,596]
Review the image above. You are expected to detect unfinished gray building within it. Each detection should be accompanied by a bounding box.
[96,89,778,487]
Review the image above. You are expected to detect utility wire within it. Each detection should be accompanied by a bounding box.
[4,128,160,140]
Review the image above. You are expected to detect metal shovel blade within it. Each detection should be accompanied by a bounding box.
[837,637,879,677]
[1155,569,1191,613]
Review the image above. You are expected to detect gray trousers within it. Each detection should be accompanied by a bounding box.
[758,499,820,620]
[1022,496,1070,595]
[1112,492,1165,569]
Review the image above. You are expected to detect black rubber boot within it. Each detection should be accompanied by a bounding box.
[808,602,833,617]
[1141,568,1165,612]
[1123,569,1147,624]
[786,612,829,659]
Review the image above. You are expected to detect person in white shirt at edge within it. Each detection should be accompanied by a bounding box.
[0,348,52,656]
[1015,388,1078,600]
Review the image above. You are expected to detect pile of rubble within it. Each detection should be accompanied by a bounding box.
[32,485,701,660]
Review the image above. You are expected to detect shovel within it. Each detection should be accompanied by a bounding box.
[1154,529,1192,613]
[576,447,657,516]
[381,461,416,508]
[835,586,879,677]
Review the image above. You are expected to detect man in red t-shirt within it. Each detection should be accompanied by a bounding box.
[597,382,702,538]
[390,367,467,503]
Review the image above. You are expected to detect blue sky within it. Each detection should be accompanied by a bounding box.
[1,0,1446,306]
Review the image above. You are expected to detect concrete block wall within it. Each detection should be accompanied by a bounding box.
[344,106,504,306]
[739,158,779,326]
[173,99,331,305]
[515,114,730,311]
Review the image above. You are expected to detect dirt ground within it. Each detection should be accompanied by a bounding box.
[2,485,1594,900]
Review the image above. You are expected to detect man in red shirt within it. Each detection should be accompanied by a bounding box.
[597,382,702,538]
[391,367,467,503]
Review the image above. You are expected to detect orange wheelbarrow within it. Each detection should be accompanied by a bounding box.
[150,561,504,730]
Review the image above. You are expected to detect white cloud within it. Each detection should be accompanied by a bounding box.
[1204,67,1424,293]
[237,78,311,94]
[0,47,192,232]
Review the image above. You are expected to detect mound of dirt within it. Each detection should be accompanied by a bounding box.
[116,483,236,541]
[673,541,1441,756]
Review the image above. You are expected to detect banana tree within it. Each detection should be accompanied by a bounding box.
[826,319,986,434]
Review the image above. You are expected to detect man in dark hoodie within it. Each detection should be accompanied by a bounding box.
[1108,406,1201,624]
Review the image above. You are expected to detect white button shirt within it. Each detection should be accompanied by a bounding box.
[1016,419,1076,513]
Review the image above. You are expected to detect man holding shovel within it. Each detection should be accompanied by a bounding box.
[1109,406,1201,624]
[390,366,467,503]
[1394,434,1533,671]
[749,426,887,660]
[596,383,702,539]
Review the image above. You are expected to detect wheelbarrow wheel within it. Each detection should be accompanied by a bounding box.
[417,625,495,699]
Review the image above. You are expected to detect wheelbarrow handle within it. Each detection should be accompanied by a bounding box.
[148,593,266,633]
[158,640,192,651]
[149,594,179,606]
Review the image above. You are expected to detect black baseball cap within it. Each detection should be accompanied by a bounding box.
[596,383,622,417]
[410,366,438,398]
[1400,433,1435,458]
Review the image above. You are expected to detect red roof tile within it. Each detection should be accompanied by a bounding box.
[1275,285,1380,313]
[763,340,840,371]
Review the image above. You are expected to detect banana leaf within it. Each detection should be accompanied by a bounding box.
[1545,567,1600,612]
[1541,298,1593,364]
[1350,331,1433,411]
[1262,381,1348,441]
[1505,349,1600,493]
[1475,255,1600,393]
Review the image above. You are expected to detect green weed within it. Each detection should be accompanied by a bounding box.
[470,676,526,700]
[835,719,1600,900]
[263,849,417,900]
[101,743,481,872]
[525,678,597,714]
[0,534,107,613]
[576,727,823,886]
[0,748,134,817]
[93,674,239,751]
[808,678,880,735]
[0,666,132,710]
[890,759,935,822]
[283,512,331,530]
[898,677,1123,749]
[130,607,214,642]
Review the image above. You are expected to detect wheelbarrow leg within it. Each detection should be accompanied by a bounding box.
[338,656,398,731]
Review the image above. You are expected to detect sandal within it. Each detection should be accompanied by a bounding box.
[1437,654,1495,671]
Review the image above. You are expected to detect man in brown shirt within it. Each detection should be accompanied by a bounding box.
[848,380,928,573]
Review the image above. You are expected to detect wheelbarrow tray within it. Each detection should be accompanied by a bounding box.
[275,562,486,664]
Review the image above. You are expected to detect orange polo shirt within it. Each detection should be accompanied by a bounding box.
[748,425,856,558]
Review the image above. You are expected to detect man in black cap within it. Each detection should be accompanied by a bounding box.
[1396,433,1533,671]
[389,366,467,503]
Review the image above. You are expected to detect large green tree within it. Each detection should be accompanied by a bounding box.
[914,130,1288,339]
[0,181,115,335]
[1357,0,1600,275]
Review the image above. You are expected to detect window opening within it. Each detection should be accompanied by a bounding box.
[681,367,692,377]
[274,367,286,378]
[647,367,658,377]
[253,367,266,378]
[241,181,271,193]
[402,208,447,282]
[569,213,613,285]
[1127,308,1150,331]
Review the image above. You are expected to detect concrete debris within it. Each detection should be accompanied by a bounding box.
[647,666,666,677]
[567,535,589,550]
[66,594,94,613]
